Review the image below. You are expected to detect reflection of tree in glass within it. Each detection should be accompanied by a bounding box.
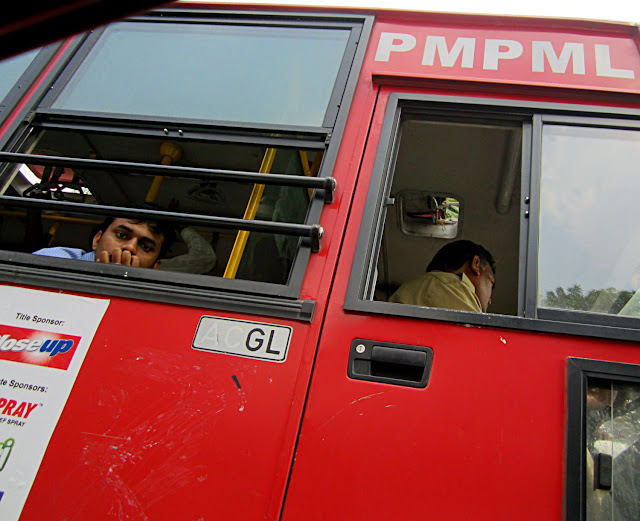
[542,284,634,314]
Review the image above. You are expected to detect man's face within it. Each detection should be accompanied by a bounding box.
[92,218,163,269]
[474,263,495,313]
[467,255,495,312]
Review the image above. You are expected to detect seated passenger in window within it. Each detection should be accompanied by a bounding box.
[389,240,495,313]
[28,192,220,273]
[34,218,218,277]
[33,216,176,269]
[32,214,217,273]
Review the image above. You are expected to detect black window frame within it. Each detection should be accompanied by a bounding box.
[345,92,640,342]
[0,44,61,122]
[566,357,640,521]
[0,8,373,322]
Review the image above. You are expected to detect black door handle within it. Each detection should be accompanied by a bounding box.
[348,339,433,388]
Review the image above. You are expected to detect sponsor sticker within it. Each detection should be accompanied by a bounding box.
[0,286,109,520]
[0,325,81,371]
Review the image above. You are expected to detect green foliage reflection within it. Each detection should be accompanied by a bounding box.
[543,284,636,315]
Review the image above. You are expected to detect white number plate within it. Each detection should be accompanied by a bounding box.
[192,316,292,362]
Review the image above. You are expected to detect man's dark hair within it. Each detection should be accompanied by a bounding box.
[90,202,176,258]
[426,240,496,274]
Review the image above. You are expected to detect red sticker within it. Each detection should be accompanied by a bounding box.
[0,325,82,370]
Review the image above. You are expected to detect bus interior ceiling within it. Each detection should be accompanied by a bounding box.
[0,128,316,281]
[375,116,522,316]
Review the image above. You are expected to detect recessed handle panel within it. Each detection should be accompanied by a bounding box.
[348,339,433,388]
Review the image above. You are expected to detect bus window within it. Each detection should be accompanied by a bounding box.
[567,359,640,521]
[0,46,61,123]
[586,380,640,521]
[0,129,318,285]
[348,94,640,339]
[49,22,351,128]
[371,110,523,316]
[0,48,39,103]
[538,125,640,317]
[0,9,364,311]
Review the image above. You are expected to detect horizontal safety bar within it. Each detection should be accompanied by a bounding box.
[0,152,337,204]
[0,196,325,253]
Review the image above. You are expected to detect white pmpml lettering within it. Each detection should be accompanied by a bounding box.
[374,32,636,79]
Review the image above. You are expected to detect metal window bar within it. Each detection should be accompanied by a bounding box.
[0,152,337,203]
[0,196,325,253]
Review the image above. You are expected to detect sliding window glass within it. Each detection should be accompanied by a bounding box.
[49,22,352,128]
[538,125,640,319]
[0,10,367,315]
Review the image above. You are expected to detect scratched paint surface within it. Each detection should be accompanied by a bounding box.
[19,299,310,520]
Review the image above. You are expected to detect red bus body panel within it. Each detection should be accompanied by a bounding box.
[283,11,640,521]
[15,294,318,520]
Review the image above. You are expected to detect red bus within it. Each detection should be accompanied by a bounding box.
[0,3,639,520]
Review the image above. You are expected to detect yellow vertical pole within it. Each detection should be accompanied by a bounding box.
[299,150,324,199]
[145,142,183,203]
[299,151,314,199]
[309,149,324,177]
[223,148,277,279]
[46,221,63,246]
[298,151,311,176]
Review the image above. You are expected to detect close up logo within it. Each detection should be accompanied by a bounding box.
[0,325,81,370]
